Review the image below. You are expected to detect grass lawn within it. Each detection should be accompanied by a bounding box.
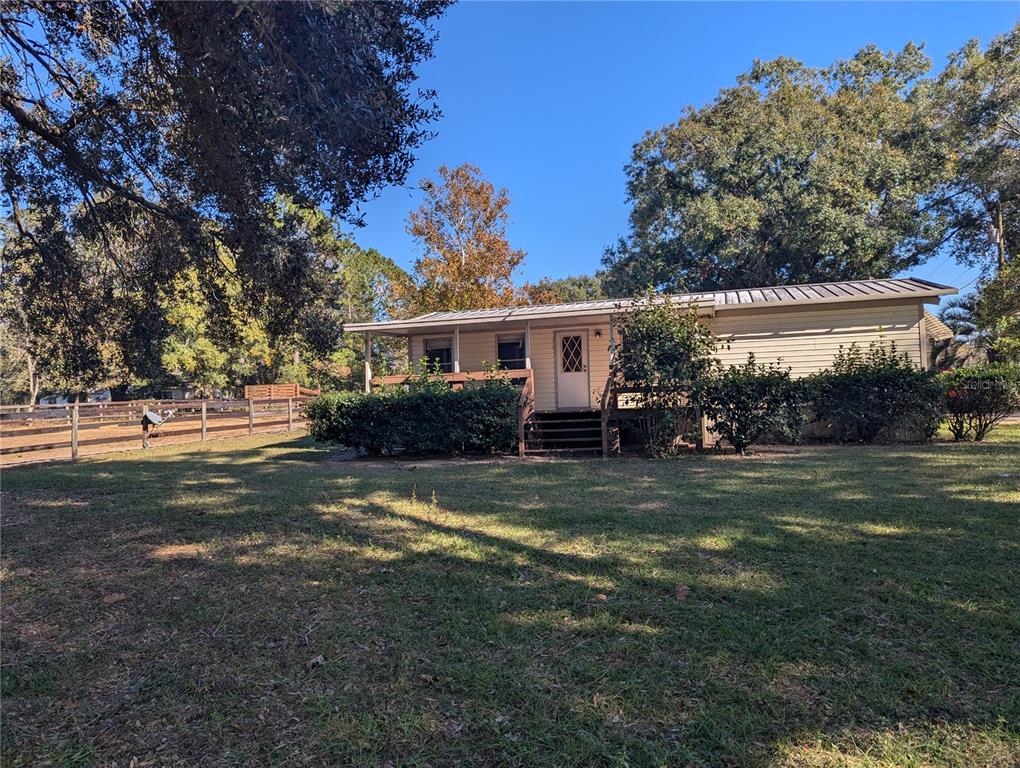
[2,429,1018,767]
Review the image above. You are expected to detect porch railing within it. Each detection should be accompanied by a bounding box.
[600,373,621,457]
[600,376,712,457]
[370,369,533,391]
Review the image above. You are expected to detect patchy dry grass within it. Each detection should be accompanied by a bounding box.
[2,429,1018,767]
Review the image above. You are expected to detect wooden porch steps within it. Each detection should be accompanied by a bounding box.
[524,410,603,456]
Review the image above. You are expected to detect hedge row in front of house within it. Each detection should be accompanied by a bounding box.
[709,351,1020,451]
[306,350,1020,457]
[306,382,520,456]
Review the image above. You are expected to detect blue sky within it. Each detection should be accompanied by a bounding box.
[352,1,1018,293]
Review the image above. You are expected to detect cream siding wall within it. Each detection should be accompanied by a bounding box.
[712,300,924,378]
[587,327,612,409]
[402,300,923,407]
[917,305,931,369]
[529,326,555,409]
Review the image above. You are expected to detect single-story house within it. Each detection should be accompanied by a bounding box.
[345,277,956,453]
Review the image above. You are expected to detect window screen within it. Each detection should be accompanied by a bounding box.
[424,338,453,373]
[497,335,526,369]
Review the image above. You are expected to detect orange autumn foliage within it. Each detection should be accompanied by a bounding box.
[401,163,529,314]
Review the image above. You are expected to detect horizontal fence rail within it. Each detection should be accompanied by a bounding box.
[243,383,320,399]
[0,396,317,466]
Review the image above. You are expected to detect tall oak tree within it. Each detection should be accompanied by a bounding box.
[603,44,946,293]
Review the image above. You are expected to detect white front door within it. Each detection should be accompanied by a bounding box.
[555,331,590,409]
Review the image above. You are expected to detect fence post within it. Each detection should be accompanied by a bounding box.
[248,398,254,436]
[71,403,79,460]
[201,400,207,441]
[287,397,294,432]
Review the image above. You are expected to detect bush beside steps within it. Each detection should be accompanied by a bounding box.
[306,383,519,456]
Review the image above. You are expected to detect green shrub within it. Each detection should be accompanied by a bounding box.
[941,364,1020,441]
[612,289,718,456]
[306,382,519,456]
[305,390,366,444]
[807,342,945,443]
[702,354,803,454]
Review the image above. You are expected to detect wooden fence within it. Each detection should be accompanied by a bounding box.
[243,383,320,399]
[0,397,315,466]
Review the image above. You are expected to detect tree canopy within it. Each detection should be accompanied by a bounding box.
[523,274,607,304]
[975,261,1020,362]
[1,0,448,324]
[1,0,446,399]
[603,43,955,293]
[0,199,408,401]
[928,25,1019,270]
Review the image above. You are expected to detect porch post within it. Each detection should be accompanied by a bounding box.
[363,333,372,394]
[524,321,532,369]
[453,326,461,373]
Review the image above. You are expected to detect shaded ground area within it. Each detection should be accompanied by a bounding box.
[2,430,1018,767]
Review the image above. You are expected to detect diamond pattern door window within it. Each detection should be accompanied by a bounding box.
[560,335,583,373]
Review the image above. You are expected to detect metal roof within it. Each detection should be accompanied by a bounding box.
[345,277,956,334]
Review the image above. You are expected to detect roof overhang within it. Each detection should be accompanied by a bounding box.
[343,278,957,336]
[345,298,716,336]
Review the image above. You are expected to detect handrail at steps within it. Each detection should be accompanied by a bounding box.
[517,375,535,457]
[600,372,621,458]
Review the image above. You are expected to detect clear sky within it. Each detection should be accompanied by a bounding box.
[352,1,1018,294]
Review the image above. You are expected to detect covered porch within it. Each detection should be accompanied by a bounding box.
[345,313,617,416]
[343,308,623,456]
[355,320,536,395]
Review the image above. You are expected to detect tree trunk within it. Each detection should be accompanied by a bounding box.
[25,353,39,405]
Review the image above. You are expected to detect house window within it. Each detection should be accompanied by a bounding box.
[497,334,526,370]
[424,338,453,373]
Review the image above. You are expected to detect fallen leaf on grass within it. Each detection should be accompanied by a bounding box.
[102,593,127,604]
[675,585,691,601]
[305,654,325,670]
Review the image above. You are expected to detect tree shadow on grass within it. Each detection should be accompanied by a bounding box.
[2,435,1018,766]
